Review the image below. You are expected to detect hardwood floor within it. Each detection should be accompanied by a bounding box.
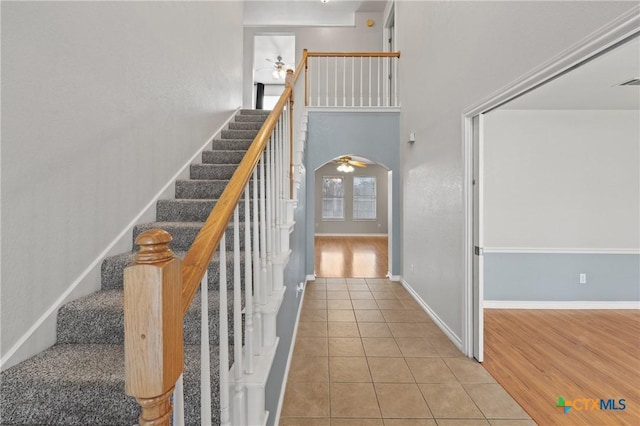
[483,309,640,425]
[314,236,387,278]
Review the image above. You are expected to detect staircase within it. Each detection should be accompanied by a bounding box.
[0,109,271,425]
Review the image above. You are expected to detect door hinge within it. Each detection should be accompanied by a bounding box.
[474,246,483,256]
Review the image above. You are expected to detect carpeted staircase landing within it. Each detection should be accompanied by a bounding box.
[0,109,271,426]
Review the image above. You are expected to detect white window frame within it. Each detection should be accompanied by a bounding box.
[322,176,345,220]
[353,176,377,220]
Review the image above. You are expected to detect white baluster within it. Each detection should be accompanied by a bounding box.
[360,56,363,107]
[369,56,372,107]
[343,56,346,106]
[377,57,381,107]
[334,56,338,107]
[394,56,398,107]
[233,207,245,425]
[219,234,230,426]
[259,152,268,302]
[351,56,355,107]
[201,271,212,426]
[252,166,263,356]
[172,374,185,426]
[265,140,273,295]
[316,57,320,107]
[325,57,329,107]
[244,184,254,374]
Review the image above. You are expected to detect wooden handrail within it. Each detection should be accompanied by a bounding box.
[180,87,295,315]
[306,51,400,58]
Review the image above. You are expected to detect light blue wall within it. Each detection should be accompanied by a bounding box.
[484,253,640,301]
[306,111,401,276]
[265,167,307,425]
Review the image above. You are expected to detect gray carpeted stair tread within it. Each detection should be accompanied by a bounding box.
[157,198,252,222]
[239,109,271,116]
[235,114,269,122]
[175,179,230,199]
[211,139,254,151]
[132,222,244,251]
[220,129,259,140]
[190,164,239,180]
[228,121,264,130]
[57,289,239,346]
[0,344,229,425]
[101,250,246,291]
[202,150,247,165]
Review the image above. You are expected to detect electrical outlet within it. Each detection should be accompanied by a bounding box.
[579,273,587,284]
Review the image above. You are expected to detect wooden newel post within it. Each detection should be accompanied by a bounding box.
[124,229,184,426]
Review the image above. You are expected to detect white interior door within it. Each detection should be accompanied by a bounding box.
[472,114,485,362]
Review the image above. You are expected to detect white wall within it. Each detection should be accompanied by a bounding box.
[243,11,384,107]
[396,1,636,340]
[1,1,243,366]
[483,109,640,250]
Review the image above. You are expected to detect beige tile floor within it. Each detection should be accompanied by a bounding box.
[280,278,535,426]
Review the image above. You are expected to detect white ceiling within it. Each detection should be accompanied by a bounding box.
[501,36,640,110]
[244,0,387,27]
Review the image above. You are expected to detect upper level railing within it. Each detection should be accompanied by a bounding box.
[302,50,401,108]
[123,49,398,426]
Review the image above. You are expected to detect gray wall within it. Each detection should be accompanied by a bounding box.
[1,1,244,367]
[484,253,640,301]
[266,169,307,426]
[306,111,400,276]
[396,0,636,340]
[315,163,389,235]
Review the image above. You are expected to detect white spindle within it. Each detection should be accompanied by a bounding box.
[316,57,320,107]
[351,56,355,106]
[325,57,329,107]
[343,57,346,106]
[377,57,381,107]
[200,271,212,426]
[259,152,268,300]
[219,234,230,426]
[360,56,363,107]
[244,184,254,374]
[334,56,338,107]
[172,374,185,426]
[252,166,263,355]
[368,56,372,107]
[394,57,398,106]
[233,207,245,425]
[265,140,273,295]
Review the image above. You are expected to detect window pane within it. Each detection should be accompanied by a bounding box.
[353,176,376,220]
[354,176,376,196]
[323,177,344,219]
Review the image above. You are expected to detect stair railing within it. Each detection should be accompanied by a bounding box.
[124,55,305,425]
[302,50,401,107]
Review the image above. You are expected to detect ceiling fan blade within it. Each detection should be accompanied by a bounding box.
[349,160,368,168]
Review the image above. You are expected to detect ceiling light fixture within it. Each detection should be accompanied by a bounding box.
[337,163,354,173]
[321,0,330,4]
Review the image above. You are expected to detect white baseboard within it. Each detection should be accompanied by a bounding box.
[400,278,464,351]
[484,300,640,310]
[0,108,240,370]
[387,273,401,282]
[306,274,317,282]
[274,275,309,424]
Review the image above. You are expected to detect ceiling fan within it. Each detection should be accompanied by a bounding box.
[333,156,367,173]
[266,55,289,79]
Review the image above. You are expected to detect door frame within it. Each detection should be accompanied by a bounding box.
[461,6,640,358]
